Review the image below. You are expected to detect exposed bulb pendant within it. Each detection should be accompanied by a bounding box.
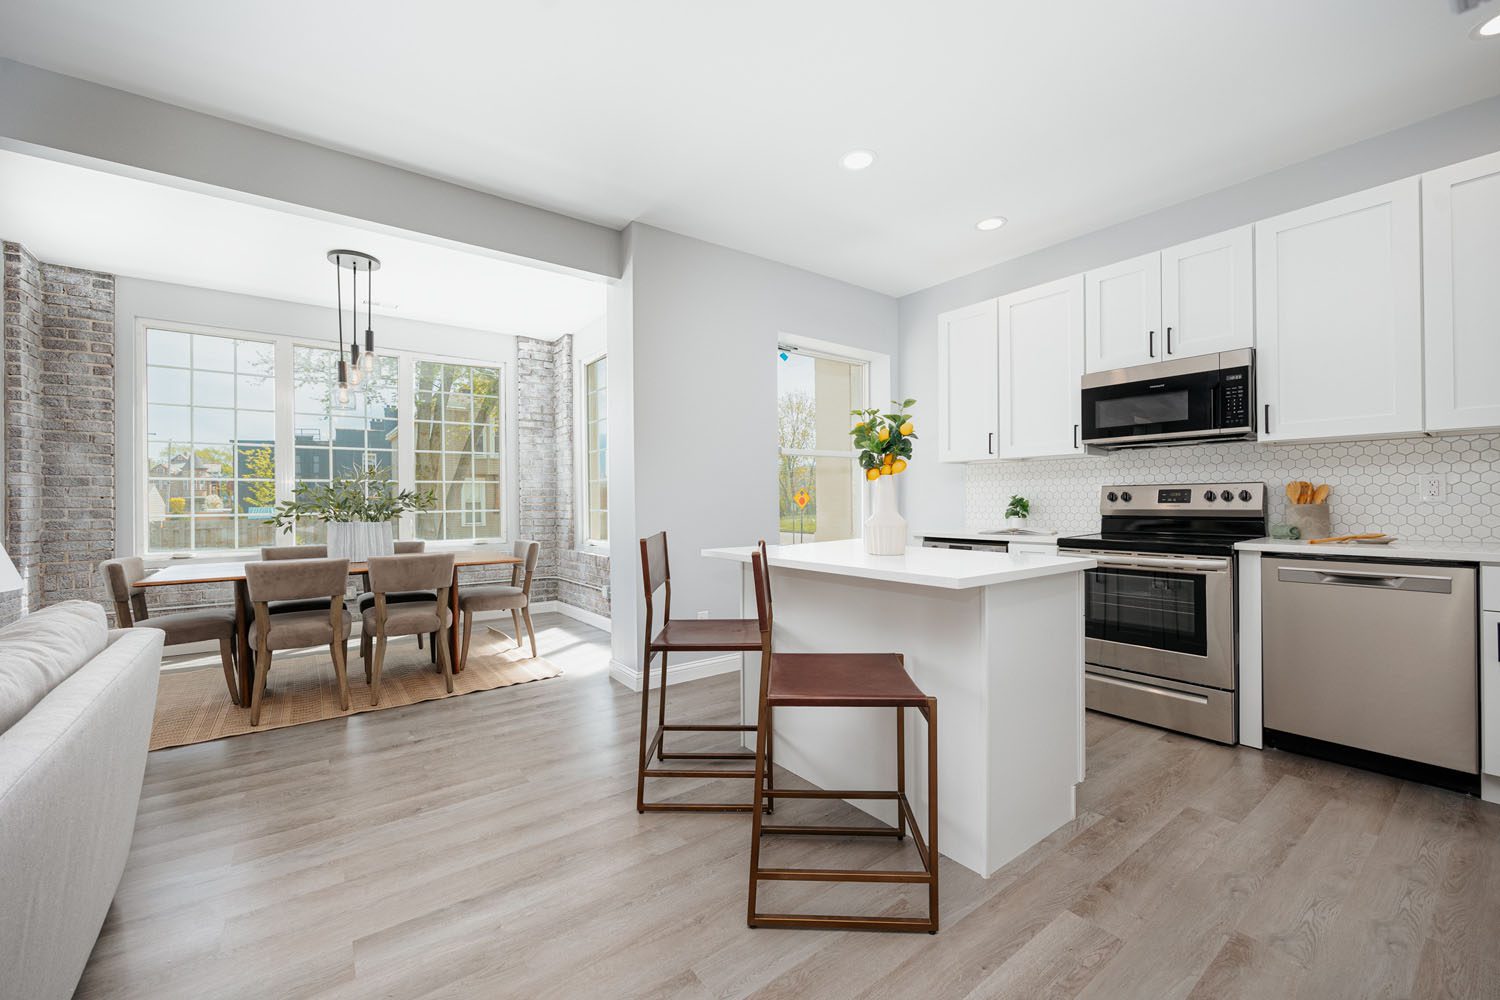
[328,249,381,405]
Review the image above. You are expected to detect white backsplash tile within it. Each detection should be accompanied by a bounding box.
[965,433,1500,541]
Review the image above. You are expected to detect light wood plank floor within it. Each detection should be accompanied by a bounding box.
[79,613,1500,999]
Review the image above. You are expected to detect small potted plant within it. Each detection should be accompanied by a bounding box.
[850,399,917,555]
[271,463,436,562]
[1005,494,1031,531]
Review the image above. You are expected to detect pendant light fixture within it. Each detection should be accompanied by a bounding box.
[327,249,381,406]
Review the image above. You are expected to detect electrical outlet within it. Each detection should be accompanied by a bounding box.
[1418,474,1447,504]
[697,610,709,620]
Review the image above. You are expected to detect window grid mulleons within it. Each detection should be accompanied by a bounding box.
[291,346,401,545]
[145,329,277,552]
[584,356,607,542]
[412,360,504,542]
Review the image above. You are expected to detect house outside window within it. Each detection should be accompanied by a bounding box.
[776,348,867,544]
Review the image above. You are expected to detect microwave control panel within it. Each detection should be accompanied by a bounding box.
[1219,367,1251,428]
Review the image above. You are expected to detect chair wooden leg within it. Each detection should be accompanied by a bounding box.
[521,605,538,659]
[363,632,373,684]
[926,697,939,933]
[764,703,775,815]
[636,648,654,813]
[217,637,240,705]
[249,643,271,726]
[746,686,772,926]
[330,637,351,712]
[510,608,523,651]
[656,650,669,760]
[416,631,424,649]
[460,609,474,669]
[436,621,455,694]
[371,633,388,706]
[896,706,906,840]
[430,631,437,665]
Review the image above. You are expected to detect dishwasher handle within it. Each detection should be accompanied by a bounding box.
[1276,565,1454,594]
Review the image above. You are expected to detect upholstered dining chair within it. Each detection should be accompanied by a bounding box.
[362,552,457,704]
[357,540,434,660]
[258,545,336,616]
[243,557,353,726]
[100,556,241,705]
[457,539,540,667]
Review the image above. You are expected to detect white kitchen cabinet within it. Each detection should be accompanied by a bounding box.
[1424,151,1500,433]
[996,275,1084,458]
[1084,251,1161,372]
[1254,178,1423,442]
[936,298,999,462]
[1160,226,1253,360]
[1484,609,1499,779]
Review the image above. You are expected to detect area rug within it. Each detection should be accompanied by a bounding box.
[149,631,561,750]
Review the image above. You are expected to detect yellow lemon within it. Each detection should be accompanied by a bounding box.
[878,426,890,442]
[880,466,892,475]
[882,453,893,465]
[866,468,880,481]
[899,421,913,436]
[893,459,907,473]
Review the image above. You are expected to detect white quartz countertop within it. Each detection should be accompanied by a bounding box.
[1236,537,1500,563]
[703,539,1093,589]
[913,528,1063,543]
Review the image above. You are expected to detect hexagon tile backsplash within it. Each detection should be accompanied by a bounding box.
[965,433,1500,541]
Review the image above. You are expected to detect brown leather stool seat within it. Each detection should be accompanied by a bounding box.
[745,549,939,935]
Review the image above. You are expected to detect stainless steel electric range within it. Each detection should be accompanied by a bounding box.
[1057,483,1267,744]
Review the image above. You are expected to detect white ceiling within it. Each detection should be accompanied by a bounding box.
[1,1,1498,297]
[0,150,606,337]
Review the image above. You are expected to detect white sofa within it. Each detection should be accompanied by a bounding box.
[0,601,163,1000]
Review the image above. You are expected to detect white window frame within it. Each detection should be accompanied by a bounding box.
[133,318,511,560]
[574,348,609,552]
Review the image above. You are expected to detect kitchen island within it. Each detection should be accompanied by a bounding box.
[703,539,1093,877]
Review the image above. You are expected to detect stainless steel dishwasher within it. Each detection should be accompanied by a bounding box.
[1262,556,1478,792]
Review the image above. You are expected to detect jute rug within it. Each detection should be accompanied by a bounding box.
[150,630,561,750]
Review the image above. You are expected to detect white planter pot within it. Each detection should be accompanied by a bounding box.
[327,521,395,563]
[863,475,907,556]
[1006,516,1028,531]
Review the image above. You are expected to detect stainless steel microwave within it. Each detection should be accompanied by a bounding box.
[1079,349,1255,452]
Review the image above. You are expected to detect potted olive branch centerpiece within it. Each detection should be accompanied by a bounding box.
[850,399,917,555]
[270,464,436,562]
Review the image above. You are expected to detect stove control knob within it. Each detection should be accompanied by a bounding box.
[1204,490,1217,502]
[1106,491,1119,503]
[1119,491,1132,503]
[1238,489,1253,502]
[1220,490,1234,503]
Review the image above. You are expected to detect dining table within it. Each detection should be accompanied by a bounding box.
[136,548,523,705]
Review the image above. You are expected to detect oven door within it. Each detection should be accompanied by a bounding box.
[1075,550,1235,689]
[1080,360,1222,447]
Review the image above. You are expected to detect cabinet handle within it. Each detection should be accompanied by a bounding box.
[988,431,994,455]
[1073,423,1079,449]
[1148,330,1156,358]
[1263,403,1270,433]
[1166,326,1173,355]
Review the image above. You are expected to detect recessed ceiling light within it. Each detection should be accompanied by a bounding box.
[1473,12,1500,37]
[975,216,1007,231]
[840,149,876,171]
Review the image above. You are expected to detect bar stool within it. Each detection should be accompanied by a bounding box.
[745,547,939,934]
[637,531,770,813]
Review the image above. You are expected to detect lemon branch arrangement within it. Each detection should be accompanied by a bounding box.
[851,399,918,481]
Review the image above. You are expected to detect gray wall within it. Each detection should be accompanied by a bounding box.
[897,95,1500,533]
[608,223,899,676]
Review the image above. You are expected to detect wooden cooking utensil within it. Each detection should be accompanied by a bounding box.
[1285,483,1300,504]
[1308,532,1386,545]
[1312,483,1330,504]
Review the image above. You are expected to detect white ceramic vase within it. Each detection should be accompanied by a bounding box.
[863,475,907,556]
[1006,515,1028,531]
[327,521,395,563]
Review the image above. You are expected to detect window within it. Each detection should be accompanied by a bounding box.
[145,329,277,552]
[412,360,503,542]
[292,346,400,544]
[582,355,608,543]
[777,348,867,544]
[140,326,507,555]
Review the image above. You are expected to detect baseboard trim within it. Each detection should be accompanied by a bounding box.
[609,653,741,693]
[531,600,610,632]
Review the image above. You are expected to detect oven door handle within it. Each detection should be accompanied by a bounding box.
[1088,554,1230,572]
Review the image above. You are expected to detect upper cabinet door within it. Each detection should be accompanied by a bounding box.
[1160,226,1253,360]
[1084,251,1162,372]
[1255,178,1423,442]
[936,299,999,462]
[997,275,1084,459]
[1424,151,1500,433]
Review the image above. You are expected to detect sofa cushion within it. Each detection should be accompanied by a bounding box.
[0,601,109,735]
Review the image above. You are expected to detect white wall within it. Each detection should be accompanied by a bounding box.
[113,275,520,557]
[609,224,898,680]
[897,95,1500,533]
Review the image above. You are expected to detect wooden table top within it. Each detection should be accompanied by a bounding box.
[138,550,522,587]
